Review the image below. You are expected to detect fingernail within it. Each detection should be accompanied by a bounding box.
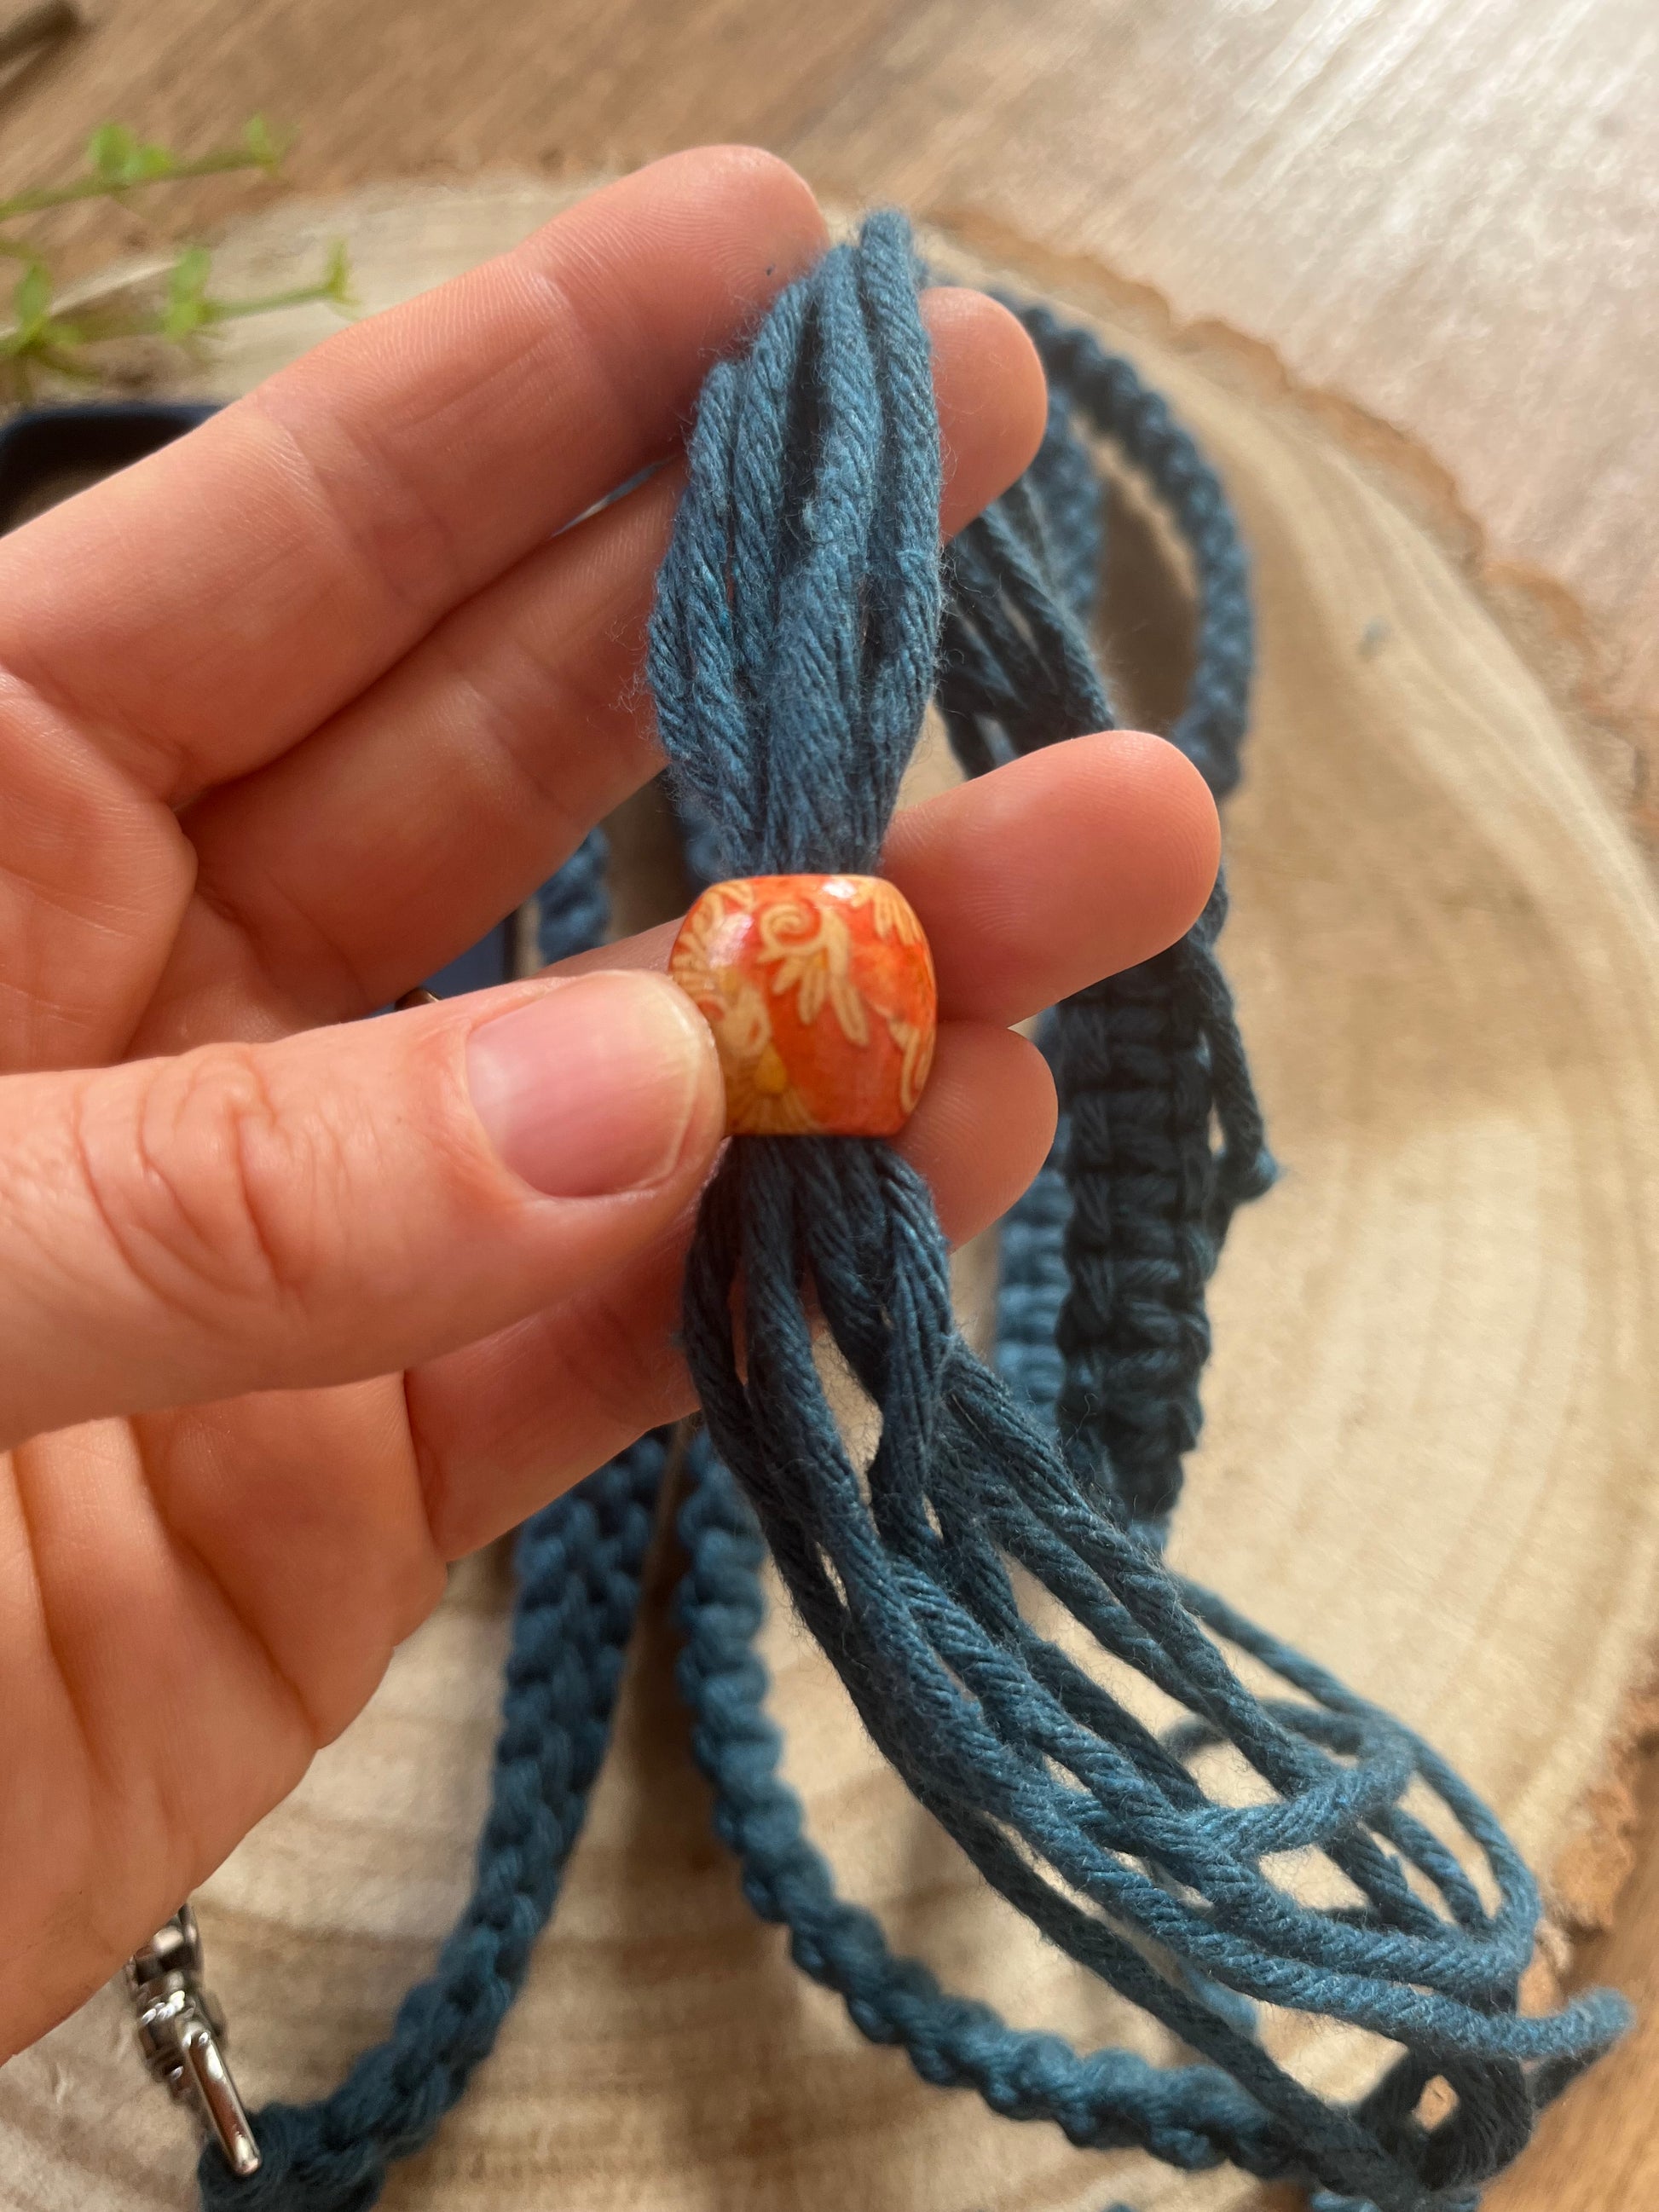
[467,972,715,1198]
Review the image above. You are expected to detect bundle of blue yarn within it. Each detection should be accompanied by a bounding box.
[199,213,1627,2212]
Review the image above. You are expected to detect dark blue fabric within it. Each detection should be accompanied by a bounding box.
[200,214,1624,2212]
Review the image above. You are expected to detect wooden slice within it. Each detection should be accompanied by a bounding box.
[3,178,1657,2212]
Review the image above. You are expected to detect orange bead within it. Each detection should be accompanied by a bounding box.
[668,874,938,1138]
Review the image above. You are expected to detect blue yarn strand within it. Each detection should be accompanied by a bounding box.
[199,211,1625,2212]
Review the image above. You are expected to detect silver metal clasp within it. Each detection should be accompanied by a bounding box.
[124,1906,261,2179]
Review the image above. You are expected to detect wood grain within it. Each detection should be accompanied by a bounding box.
[0,0,1654,829]
[0,3,1656,2197]
[0,175,1656,2210]
[1489,1720,1659,2210]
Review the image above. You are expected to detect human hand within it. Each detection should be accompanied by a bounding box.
[0,147,1219,2055]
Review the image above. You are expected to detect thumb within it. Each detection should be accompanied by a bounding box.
[0,972,725,1448]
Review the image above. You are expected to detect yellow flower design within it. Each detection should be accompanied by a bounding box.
[754,890,870,1048]
[668,880,823,1135]
[668,873,936,1138]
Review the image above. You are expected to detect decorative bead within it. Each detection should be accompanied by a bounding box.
[668,874,938,1138]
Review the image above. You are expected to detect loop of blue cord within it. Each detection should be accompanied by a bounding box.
[200,214,1625,2212]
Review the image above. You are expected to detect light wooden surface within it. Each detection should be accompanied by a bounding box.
[0,5,1651,2203]
[2,175,1657,2212]
[5,0,1657,842]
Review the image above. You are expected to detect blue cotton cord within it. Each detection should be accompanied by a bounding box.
[534,823,609,962]
[197,211,1626,2212]
[654,217,939,877]
[653,211,1626,2212]
[199,1434,669,2209]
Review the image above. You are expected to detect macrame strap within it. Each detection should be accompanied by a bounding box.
[939,312,1270,1532]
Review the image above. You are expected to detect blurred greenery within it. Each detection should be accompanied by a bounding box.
[0,117,351,400]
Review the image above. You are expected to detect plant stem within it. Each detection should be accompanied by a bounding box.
[0,148,269,222]
[34,276,349,350]
[198,278,352,322]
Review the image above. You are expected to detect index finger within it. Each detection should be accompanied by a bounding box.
[0,147,826,806]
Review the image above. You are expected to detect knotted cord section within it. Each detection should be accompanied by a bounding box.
[939,309,1269,1531]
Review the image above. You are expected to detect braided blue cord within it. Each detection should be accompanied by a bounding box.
[201,1433,668,2209]
[199,215,1624,2212]
[534,824,610,962]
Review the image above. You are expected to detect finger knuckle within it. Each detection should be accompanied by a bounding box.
[77,1045,332,1326]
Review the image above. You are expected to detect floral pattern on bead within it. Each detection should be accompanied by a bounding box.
[668,874,938,1138]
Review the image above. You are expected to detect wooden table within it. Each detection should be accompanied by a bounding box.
[3,3,1656,2202]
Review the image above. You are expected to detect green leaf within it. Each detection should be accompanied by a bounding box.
[321,238,354,306]
[84,121,183,188]
[87,122,138,181]
[242,115,288,170]
[160,245,212,339]
[128,139,176,182]
[169,244,211,297]
[0,118,312,382]
[11,259,51,337]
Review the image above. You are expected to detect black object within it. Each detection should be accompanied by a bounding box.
[0,401,218,529]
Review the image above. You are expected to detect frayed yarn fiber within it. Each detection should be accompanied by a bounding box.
[200,213,1624,2212]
